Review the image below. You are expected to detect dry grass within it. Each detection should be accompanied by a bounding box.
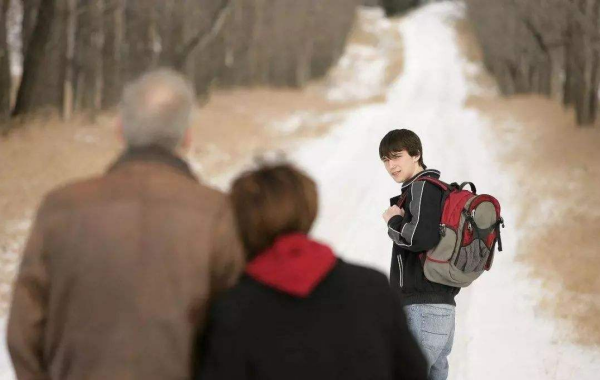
[473,95,600,346]
[455,18,600,347]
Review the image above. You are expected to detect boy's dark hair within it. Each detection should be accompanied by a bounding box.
[379,129,427,169]
[230,163,318,259]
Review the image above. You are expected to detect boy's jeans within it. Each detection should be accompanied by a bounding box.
[403,304,455,380]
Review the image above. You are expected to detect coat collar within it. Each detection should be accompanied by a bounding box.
[246,234,337,298]
[108,145,196,180]
[401,168,441,191]
[390,169,441,206]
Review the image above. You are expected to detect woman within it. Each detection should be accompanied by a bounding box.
[195,163,427,380]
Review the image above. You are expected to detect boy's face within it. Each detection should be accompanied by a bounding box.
[382,150,420,184]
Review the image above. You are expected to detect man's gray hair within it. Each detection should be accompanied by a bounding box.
[120,69,195,151]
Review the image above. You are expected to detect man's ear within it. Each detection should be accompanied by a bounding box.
[115,116,124,143]
[181,128,192,151]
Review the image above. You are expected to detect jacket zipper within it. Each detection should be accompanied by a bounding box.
[397,255,404,288]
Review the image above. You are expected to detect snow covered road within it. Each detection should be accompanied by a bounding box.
[290,3,600,379]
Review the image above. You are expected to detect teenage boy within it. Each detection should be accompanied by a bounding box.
[380,129,459,380]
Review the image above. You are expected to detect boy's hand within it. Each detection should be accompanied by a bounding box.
[383,205,404,224]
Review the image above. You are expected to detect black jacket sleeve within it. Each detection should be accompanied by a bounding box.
[387,181,442,252]
[195,303,248,380]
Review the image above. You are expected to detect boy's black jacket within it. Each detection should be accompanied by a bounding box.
[387,169,459,306]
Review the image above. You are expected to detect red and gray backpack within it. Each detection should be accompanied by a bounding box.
[402,178,505,288]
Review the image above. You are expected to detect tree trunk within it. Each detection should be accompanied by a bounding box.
[549,46,564,101]
[563,28,577,107]
[124,1,154,82]
[11,0,56,117]
[21,0,40,54]
[295,0,315,87]
[77,0,104,120]
[249,0,265,84]
[102,0,124,109]
[156,1,178,67]
[0,0,11,127]
[62,0,76,120]
[576,0,600,126]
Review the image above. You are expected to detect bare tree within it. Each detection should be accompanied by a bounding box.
[0,0,11,127]
[102,0,124,109]
[467,0,600,126]
[72,0,104,120]
[21,0,40,54]
[174,0,234,70]
[123,0,155,81]
[563,0,600,125]
[11,0,55,116]
[4,0,366,125]
[61,0,76,120]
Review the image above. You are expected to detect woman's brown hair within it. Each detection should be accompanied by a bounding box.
[230,163,318,259]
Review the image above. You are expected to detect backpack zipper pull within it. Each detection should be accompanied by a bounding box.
[439,224,446,237]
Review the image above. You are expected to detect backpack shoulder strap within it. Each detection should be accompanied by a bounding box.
[396,192,408,208]
[399,177,450,208]
[414,176,450,191]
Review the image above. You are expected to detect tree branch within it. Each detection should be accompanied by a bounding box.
[564,0,600,41]
[174,0,234,69]
[510,0,566,54]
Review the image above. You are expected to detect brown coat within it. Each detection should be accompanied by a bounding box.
[7,147,244,380]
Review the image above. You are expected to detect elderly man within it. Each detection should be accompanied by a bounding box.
[7,69,244,379]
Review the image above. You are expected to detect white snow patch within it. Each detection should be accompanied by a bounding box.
[7,0,22,78]
[0,319,15,380]
[4,220,31,235]
[270,112,312,134]
[188,144,231,179]
[74,131,98,144]
[327,45,389,102]
[269,111,347,135]
[326,7,399,102]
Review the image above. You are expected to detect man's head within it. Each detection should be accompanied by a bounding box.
[379,129,426,183]
[119,69,195,152]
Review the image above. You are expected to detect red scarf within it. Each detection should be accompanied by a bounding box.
[246,233,337,298]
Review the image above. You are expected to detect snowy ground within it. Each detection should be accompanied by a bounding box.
[0,319,10,379]
[287,3,600,380]
[220,3,600,378]
[1,2,599,379]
